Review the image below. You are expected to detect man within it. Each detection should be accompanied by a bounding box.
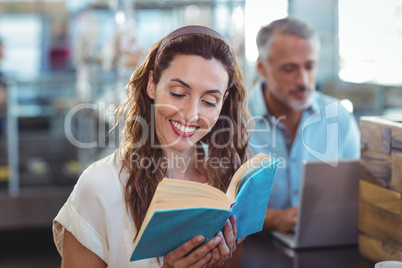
[248,17,360,232]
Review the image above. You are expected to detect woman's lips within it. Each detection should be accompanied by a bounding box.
[170,120,198,138]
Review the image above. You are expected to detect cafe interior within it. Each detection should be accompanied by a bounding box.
[0,0,401,267]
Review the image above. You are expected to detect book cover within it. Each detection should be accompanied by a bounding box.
[130,153,278,261]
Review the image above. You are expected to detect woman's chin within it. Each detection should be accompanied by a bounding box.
[160,138,197,152]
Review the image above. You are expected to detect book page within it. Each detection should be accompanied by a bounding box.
[153,179,231,210]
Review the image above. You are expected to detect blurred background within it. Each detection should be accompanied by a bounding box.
[0,0,401,267]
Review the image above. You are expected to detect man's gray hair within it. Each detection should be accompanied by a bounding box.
[256,17,319,61]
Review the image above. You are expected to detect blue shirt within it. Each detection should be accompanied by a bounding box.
[248,81,360,209]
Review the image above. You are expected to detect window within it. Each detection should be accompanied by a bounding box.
[0,14,42,78]
[244,0,288,62]
[338,0,402,85]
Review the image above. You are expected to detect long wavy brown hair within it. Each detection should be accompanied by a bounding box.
[116,33,250,234]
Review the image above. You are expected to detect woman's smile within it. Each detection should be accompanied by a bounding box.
[170,120,199,138]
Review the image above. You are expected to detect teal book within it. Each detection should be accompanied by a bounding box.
[130,153,278,261]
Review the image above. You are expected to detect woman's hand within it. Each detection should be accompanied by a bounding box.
[162,235,221,268]
[207,214,237,267]
[162,215,238,268]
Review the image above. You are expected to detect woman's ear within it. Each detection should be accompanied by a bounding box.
[146,71,155,99]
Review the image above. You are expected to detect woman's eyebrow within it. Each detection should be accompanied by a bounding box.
[171,78,191,89]
[204,89,223,95]
[170,79,223,95]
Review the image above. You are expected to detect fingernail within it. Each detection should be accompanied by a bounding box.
[197,235,205,242]
[213,236,221,244]
[217,231,223,237]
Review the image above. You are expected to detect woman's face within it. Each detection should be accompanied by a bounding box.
[147,54,229,153]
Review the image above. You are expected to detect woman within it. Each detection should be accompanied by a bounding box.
[53,25,250,268]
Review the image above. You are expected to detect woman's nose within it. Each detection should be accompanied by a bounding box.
[182,98,199,123]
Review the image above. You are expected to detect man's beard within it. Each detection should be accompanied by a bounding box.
[287,86,313,110]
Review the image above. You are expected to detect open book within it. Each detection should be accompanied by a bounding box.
[130,153,278,261]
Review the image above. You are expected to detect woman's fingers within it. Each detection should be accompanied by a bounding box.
[216,231,231,262]
[223,216,237,250]
[164,235,221,267]
[229,215,237,239]
[164,235,205,264]
[223,216,236,251]
[190,236,221,260]
[187,236,222,267]
[189,252,212,268]
[209,247,221,265]
[164,216,238,268]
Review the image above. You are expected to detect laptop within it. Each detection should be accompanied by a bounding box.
[271,159,360,249]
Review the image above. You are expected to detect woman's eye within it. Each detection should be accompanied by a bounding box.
[202,97,217,107]
[204,101,217,107]
[170,92,185,98]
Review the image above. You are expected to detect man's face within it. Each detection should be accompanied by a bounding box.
[258,34,319,111]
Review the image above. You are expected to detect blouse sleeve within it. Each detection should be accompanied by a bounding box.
[53,160,117,265]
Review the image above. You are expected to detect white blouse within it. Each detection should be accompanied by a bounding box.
[53,150,160,267]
